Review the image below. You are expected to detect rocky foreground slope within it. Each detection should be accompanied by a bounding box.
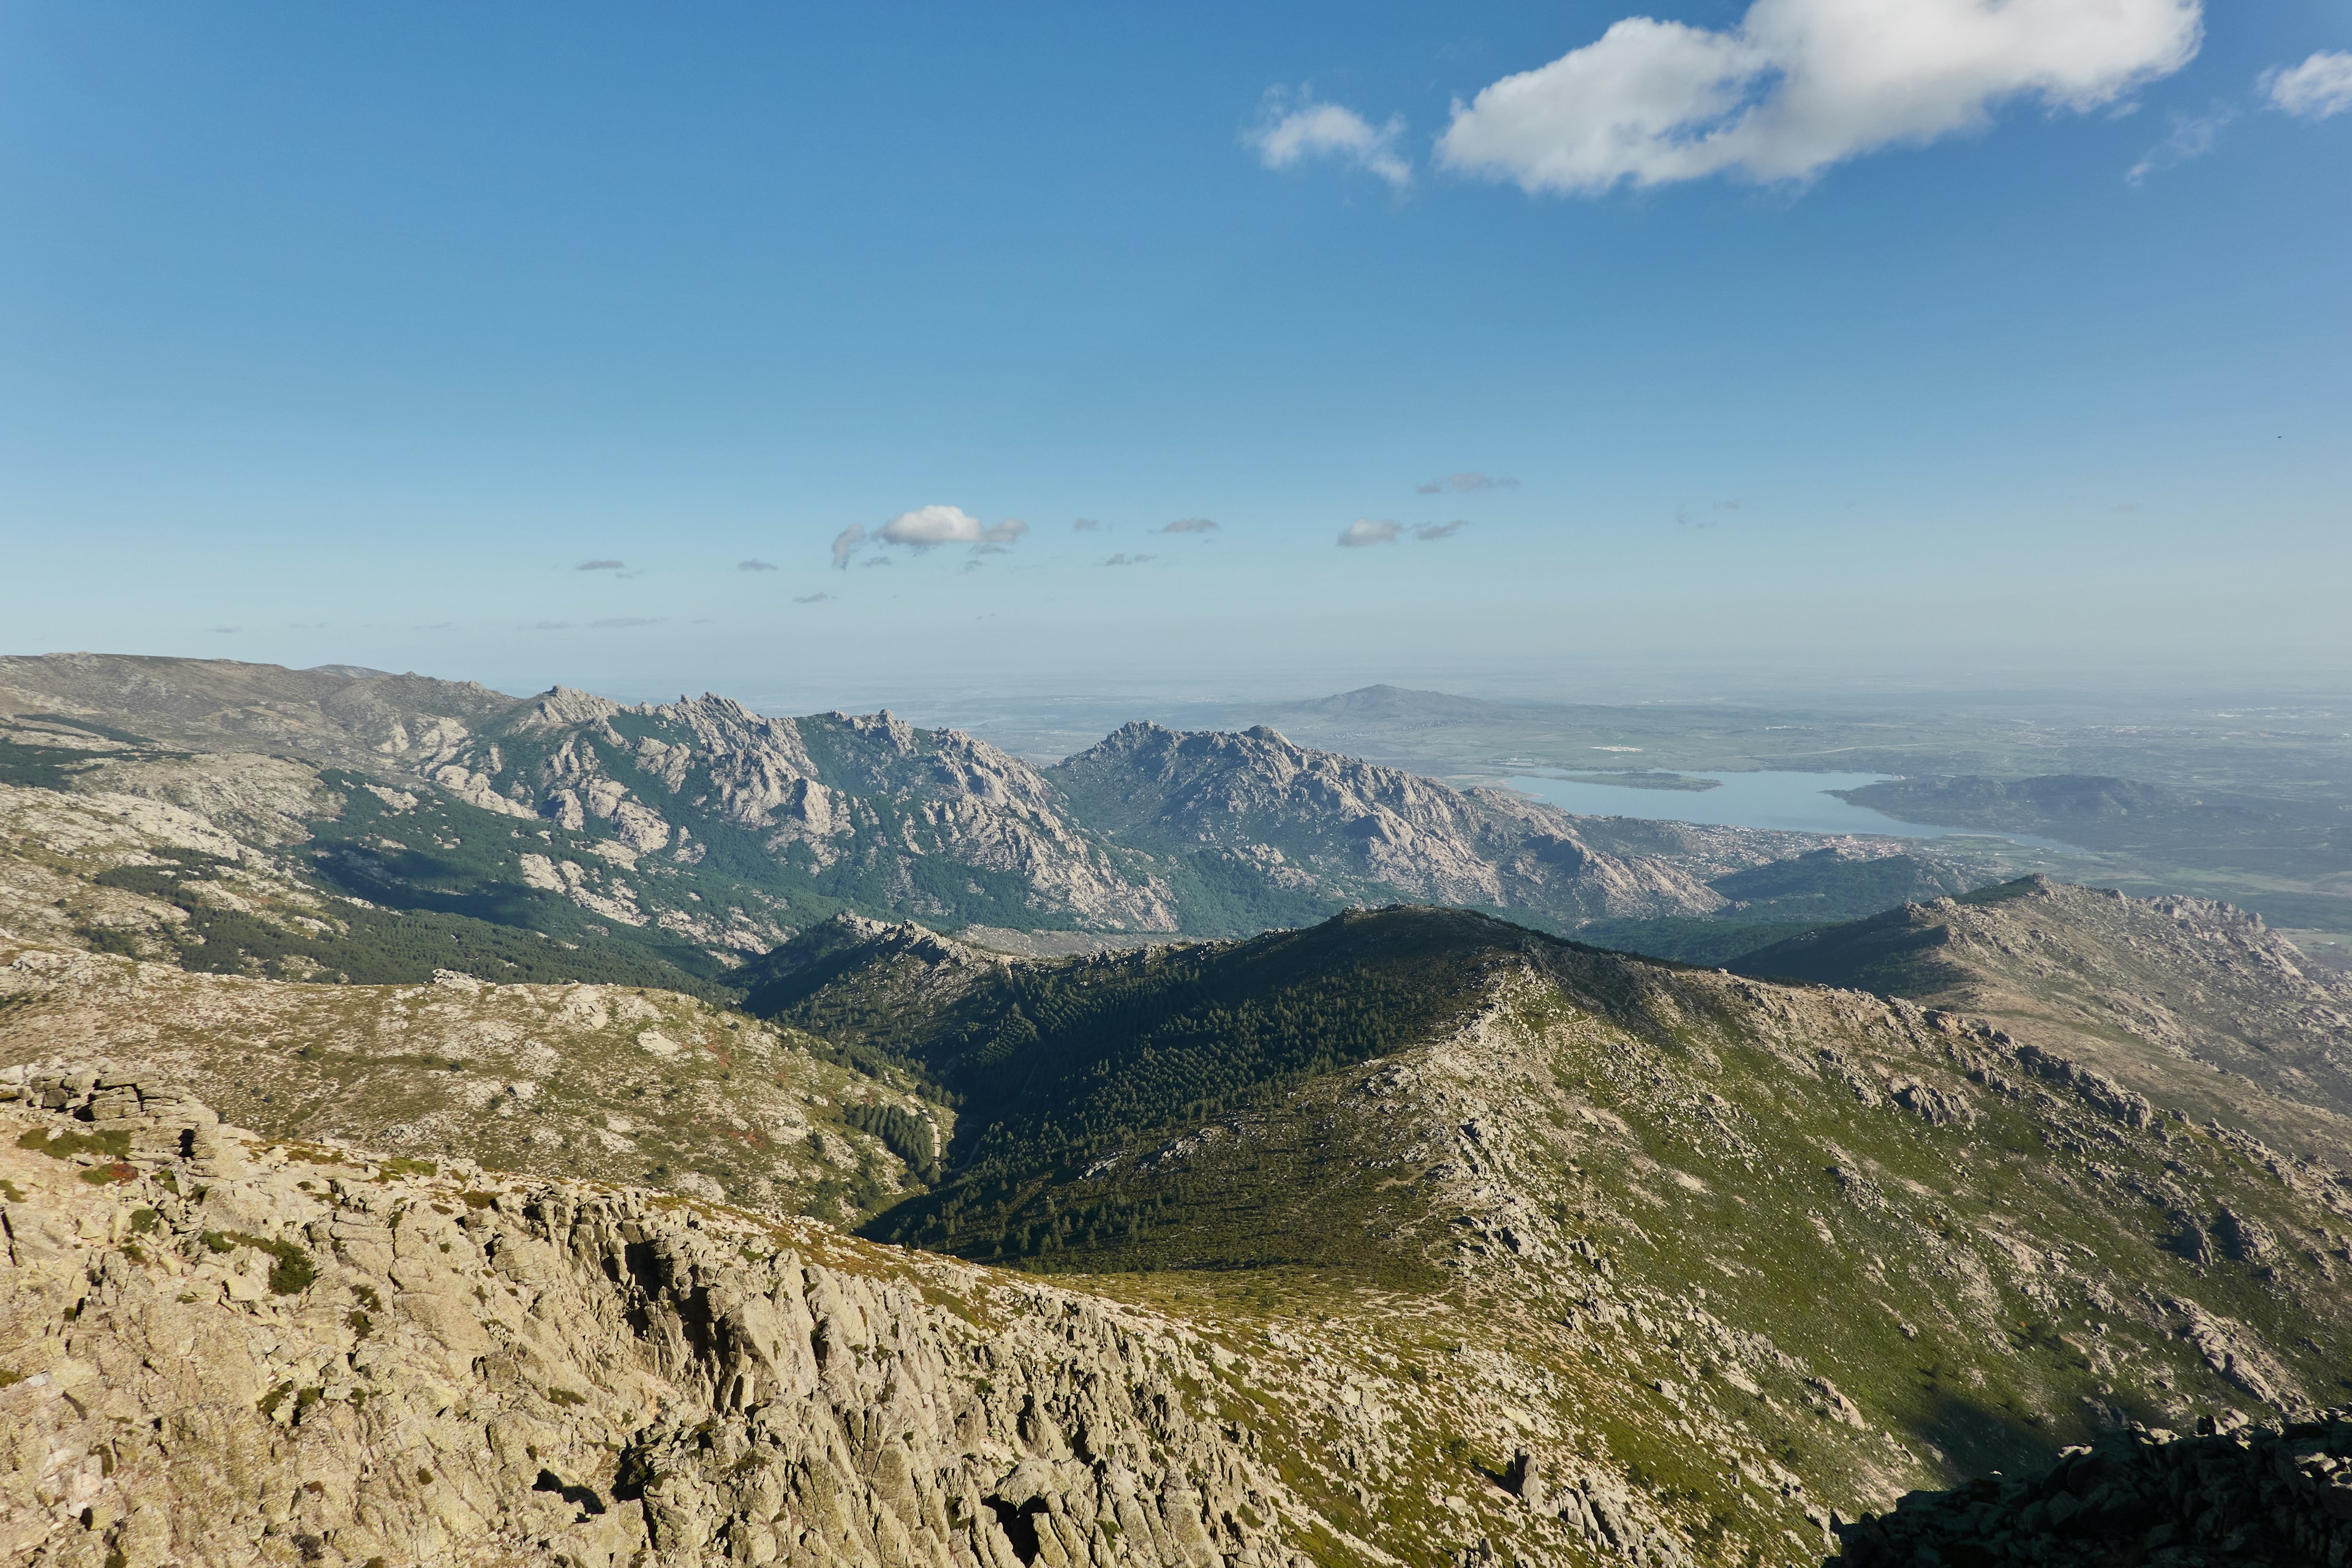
[0,1071,1319,1568]
[1736,876,2352,1163]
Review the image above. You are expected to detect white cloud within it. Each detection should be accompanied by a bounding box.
[1437,0,2203,194]
[1249,93,1412,187]
[1158,518,1219,534]
[832,507,1026,568]
[2264,51,2352,119]
[876,505,1027,548]
[2126,104,2233,184]
[1338,519,1401,548]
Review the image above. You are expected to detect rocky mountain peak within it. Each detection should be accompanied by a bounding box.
[522,685,625,729]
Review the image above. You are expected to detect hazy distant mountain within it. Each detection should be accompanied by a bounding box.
[1836,773,2352,881]
[0,651,521,765]
[1265,682,1529,723]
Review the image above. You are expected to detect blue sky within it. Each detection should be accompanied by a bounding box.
[2,2,2347,710]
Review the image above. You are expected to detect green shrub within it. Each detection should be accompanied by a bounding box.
[18,1126,133,1162]
[201,1230,317,1294]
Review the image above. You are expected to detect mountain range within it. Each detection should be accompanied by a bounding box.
[1,655,1987,990]
[6,653,2351,1567]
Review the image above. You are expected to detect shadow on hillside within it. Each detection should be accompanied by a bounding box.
[1904,1382,2192,1488]
[1909,1392,2062,1484]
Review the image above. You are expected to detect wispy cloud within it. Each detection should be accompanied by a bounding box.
[793,591,832,605]
[518,620,571,631]
[1416,472,1517,494]
[208,624,241,634]
[1248,91,1412,187]
[1158,518,1219,535]
[575,559,624,572]
[1436,0,2202,195]
[1072,518,1101,532]
[2127,103,2234,184]
[1414,521,1469,540]
[736,558,778,572]
[829,524,867,570]
[2265,51,2352,119]
[1104,553,1154,567]
[591,617,662,630]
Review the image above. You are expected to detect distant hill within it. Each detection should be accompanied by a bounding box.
[1268,682,1529,723]
[1735,876,2352,1163]
[1836,773,2352,880]
[0,651,521,764]
[1706,846,1980,920]
[1572,846,1996,966]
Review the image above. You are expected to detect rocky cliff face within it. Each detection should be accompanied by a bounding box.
[0,1073,1323,1568]
[450,692,1185,933]
[1050,722,1720,927]
[1735,876,2352,1163]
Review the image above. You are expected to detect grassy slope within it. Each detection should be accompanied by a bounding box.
[736,903,2352,1553]
[743,910,1502,1275]
[0,944,942,1223]
[1733,876,2352,1163]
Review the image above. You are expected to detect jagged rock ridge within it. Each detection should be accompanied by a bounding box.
[3,657,1843,966]
[1049,722,1721,929]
